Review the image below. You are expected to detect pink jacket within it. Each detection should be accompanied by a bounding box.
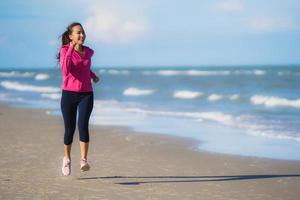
[59,44,97,92]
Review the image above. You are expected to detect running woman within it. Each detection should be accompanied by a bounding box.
[57,22,100,176]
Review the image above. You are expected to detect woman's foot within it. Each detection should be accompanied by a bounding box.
[80,158,90,172]
[62,157,71,176]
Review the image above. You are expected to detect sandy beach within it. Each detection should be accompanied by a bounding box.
[0,102,300,200]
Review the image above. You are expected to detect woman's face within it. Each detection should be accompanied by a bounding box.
[69,25,86,45]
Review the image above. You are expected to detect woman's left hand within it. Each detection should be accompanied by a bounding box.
[92,76,100,83]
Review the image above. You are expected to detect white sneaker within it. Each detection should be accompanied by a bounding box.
[62,157,71,176]
[80,158,90,172]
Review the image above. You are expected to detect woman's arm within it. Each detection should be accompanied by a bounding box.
[89,48,99,83]
[91,70,100,83]
[90,70,97,79]
[60,43,74,76]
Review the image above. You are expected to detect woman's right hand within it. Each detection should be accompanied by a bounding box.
[70,41,76,47]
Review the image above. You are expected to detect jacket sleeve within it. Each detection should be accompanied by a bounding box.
[90,70,97,79]
[59,45,74,76]
[89,48,96,79]
[90,48,94,57]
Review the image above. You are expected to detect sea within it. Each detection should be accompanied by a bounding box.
[0,65,299,160]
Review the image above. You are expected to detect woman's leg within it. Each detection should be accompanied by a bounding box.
[61,91,78,160]
[78,92,94,160]
[64,144,72,160]
[79,141,89,160]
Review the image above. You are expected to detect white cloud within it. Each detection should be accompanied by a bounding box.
[83,0,149,44]
[249,17,295,32]
[213,0,244,13]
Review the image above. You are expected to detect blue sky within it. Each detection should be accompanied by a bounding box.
[0,0,299,68]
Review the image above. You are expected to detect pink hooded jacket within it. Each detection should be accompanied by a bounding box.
[59,43,97,92]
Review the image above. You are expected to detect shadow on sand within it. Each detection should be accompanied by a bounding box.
[77,174,300,185]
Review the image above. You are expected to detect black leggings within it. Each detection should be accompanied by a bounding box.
[60,90,94,145]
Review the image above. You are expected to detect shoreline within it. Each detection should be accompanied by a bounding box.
[1,101,300,163]
[1,101,300,199]
[3,100,299,163]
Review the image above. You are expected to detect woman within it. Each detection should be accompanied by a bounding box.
[57,22,100,176]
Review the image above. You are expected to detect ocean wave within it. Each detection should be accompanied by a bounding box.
[122,108,235,125]
[278,71,290,76]
[172,91,241,101]
[0,81,60,93]
[124,107,300,141]
[0,93,8,97]
[233,69,266,75]
[143,70,231,76]
[123,87,155,96]
[208,94,224,101]
[185,70,231,76]
[94,100,236,125]
[253,70,266,75]
[98,69,106,74]
[106,69,130,75]
[0,93,24,102]
[251,95,300,108]
[142,69,267,76]
[248,130,300,141]
[41,93,61,100]
[157,70,182,76]
[229,94,241,101]
[208,94,241,102]
[277,71,300,76]
[35,73,50,80]
[0,71,34,78]
[173,90,204,99]
[92,99,300,141]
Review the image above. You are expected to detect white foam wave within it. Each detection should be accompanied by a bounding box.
[93,99,235,125]
[229,94,241,101]
[253,70,266,75]
[41,93,61,100]
[173,92,240,101]
[0,71,34,78]
[208,94,241,102]
[185,70,231,76]
[251,95,300,108]
[143,69,267,76]
[233,69,266,76]
[154,70,231,76]
[123,87,155,96]
[208,94,224,101]
[196,112,234,124]
[248,130,300,141]
[158,70,181,76]
[35,73,50,80]
[123,108,235,125]
[0,93,24,102]
[94,100,236,126]
[92,99,300,141]
[277,71,300,76]
[278,71,289,76]
[173,90,204,99]
[98,69,106,74]
[107,69,129,75]
[0,81,60,93]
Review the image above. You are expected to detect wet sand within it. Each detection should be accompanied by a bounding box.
[0,102,300,200]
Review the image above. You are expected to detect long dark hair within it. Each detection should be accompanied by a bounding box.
[56,22,83,62]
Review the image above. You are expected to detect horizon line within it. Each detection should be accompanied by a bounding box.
[0,63,299,70]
